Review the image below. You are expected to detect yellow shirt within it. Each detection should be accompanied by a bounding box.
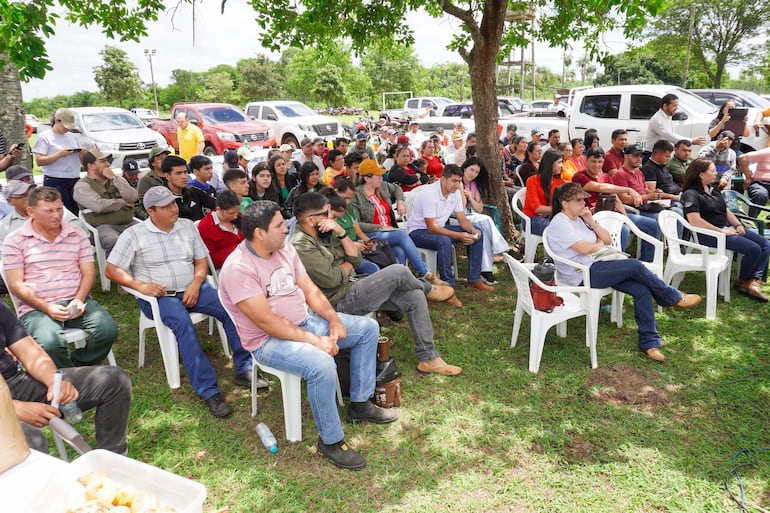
[561,160,577,182]
[321,166,341,185]
[177,124,205,162]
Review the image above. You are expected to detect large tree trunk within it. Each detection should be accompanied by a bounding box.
[461,0,517,240]
[0,54,32,170]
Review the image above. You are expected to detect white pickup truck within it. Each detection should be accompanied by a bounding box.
[244,100,343,148]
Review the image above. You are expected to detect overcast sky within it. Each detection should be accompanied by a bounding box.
[20,2,630,102]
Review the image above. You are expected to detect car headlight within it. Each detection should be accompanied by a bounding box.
[95,141,120,152]
[267,129,274,138]
[217,132,236,142]
[298,124,312,132]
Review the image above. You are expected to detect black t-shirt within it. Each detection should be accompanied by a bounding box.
[682,186,728,227]
[642,159,681,195]
[0,302,27,379]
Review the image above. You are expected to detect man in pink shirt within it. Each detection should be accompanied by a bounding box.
[2,186,118,368]
[740,146,770,216]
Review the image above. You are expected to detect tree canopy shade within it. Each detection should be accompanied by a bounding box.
[245,0,665,236]
[93,46,145,108]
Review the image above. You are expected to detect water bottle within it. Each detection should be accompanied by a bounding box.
[60,401,83,424]
[256,423,277,453]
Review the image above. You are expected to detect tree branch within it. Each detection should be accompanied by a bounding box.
[439,0,479,39]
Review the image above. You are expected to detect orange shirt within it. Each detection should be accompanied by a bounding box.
[524,175,564,218]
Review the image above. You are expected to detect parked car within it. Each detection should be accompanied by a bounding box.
[498,96,531,112]
[25,114,40,133]
[130,108,159,126]
[380,96,455,121]
[67,107,168,169]
[151,102,275,156]
[690,89,770,109]
[244,101,343,148]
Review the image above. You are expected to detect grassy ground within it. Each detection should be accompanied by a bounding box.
[32,251,769,513]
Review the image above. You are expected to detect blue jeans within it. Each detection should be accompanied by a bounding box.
[697,228,770,281]
[355,259,380,276]
[252,313,378,445]
[527,215,550,236]
[625,213,661,262]
[409,227,484,285]
[137,282,250,400]
[747,181,770,217]
[44,175,80,215]
[366,229,429,277]
[589,259,683,351]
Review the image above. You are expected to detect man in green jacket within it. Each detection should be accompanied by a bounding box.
[290,192,461,376]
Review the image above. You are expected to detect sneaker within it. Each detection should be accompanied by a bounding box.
[480,272,498,285]
[346,401,399,424]
[317,438,366,470]
[234,369,269,389]
[423,271,450,287]
[205,393,233,418]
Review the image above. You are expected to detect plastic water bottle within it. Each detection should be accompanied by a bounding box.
[256,423,277,453]
[60,401,83,424]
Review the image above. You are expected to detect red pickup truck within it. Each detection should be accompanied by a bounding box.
[151,102,276,155]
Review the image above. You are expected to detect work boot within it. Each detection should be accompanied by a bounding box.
[346,401,399,424]
[317,438,366,470]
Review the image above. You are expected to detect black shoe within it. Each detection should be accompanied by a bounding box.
[384,310,404,322]
[481,272,498,285]
[205,393,233,418]
[234,369,269,389]
[317,438,366,470]
[346,401,399,424]
[506,249,524,261]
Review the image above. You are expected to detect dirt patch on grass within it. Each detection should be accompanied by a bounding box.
[586,364,676,411]
[563,437,599,464]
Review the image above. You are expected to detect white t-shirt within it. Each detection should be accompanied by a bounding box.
[32,130,81,179]
[406,180,463,232]
[546,212,596,286]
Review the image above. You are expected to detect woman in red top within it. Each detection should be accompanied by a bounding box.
[420,139,444,179]
[523,148,565,236]
[196,190,245,269]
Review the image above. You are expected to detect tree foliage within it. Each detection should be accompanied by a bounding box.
[93,46,145,107]
[648,0,770,87]
[237,55,286,101]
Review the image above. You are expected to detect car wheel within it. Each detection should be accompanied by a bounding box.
[203,144,217,156]
[282,134,299,149]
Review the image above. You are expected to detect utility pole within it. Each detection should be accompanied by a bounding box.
[144,49,159,116]
[682,3,695,88]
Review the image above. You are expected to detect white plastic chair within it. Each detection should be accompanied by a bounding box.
[403,189,458,279]
[502,254,598,373]
[77,211,112,292]
[511,188,543,263]
[593,211,665,327]
[124,274,229,390]
[542,226,616,346]
[658,210,732,320]
[0,262,117,367]
[217,290,343,442]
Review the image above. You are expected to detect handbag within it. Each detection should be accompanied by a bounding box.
[362,238,397,268]
[595,193,617,212]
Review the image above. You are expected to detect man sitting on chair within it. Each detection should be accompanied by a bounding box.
[105,186,261,418]
[73,148,139,255]
[2,187,118,368]
[219,200,397,471]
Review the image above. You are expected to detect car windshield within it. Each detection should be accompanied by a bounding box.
[432,98,454,108]
[668,88,718,115]
[275,103,317,117]
[134,109,156,117]
[738,91,770,108]
[198,106,247,124]
[81,112,146,131]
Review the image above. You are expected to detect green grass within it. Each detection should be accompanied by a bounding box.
[28,255,770,512]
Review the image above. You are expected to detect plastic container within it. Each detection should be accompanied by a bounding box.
[59,402,83,424]
[256,423,278,453]
[30,449,207,513]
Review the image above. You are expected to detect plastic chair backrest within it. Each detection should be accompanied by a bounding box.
[504,255,535,311]
[592,211,625,250]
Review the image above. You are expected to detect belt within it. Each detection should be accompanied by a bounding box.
[1,363,20,381]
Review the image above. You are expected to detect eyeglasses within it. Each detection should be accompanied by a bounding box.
[305,208,330,218]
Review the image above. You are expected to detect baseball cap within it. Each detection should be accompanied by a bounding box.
[279,143,294,152]
[82,147,113,164]
[355,132,368,141]
[54,108,77,130]
[386,129,396,136]
[506,123,517,131]
[312,137,325,145]
[3,180,34,199]
[409,120,419,126]
[396,135,410,145]
[300,137,313,148]
[451,132,464,141]
[553,94,562,99]
[223,149,240,169]
[358,159,385,176]
[531,128,544,136]
[623,145,644,156]
[149,146,171,162]
[122,159,140,175]
[143,186,178,209]
[719,130,736,140]
[237,146,254,159]
[5,165,32,181]
[436,127,444,133]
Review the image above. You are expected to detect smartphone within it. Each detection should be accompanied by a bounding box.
[16,142,24,149]
[70,148,80,153]
[67,304,81,316]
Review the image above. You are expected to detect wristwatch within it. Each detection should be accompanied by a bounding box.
[336,232,348,239]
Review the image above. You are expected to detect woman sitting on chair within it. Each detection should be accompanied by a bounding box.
[523,148,565,236]
[546,182,701,362]
[681,158,770,302]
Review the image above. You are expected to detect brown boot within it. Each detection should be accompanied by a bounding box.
[645,348,665,362]
[735,279,751,294]
[426,284,454,302]
[423,271,450,287]
[468,280,494,292]
[747,280,769,303]
[445,294,463,308]
[417,357,462,376]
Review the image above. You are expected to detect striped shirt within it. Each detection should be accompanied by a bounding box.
[107,218,206,292]
[2,219,93,317]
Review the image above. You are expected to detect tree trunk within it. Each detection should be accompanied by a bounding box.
[0,54,32,169]
[462,0,517,240]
